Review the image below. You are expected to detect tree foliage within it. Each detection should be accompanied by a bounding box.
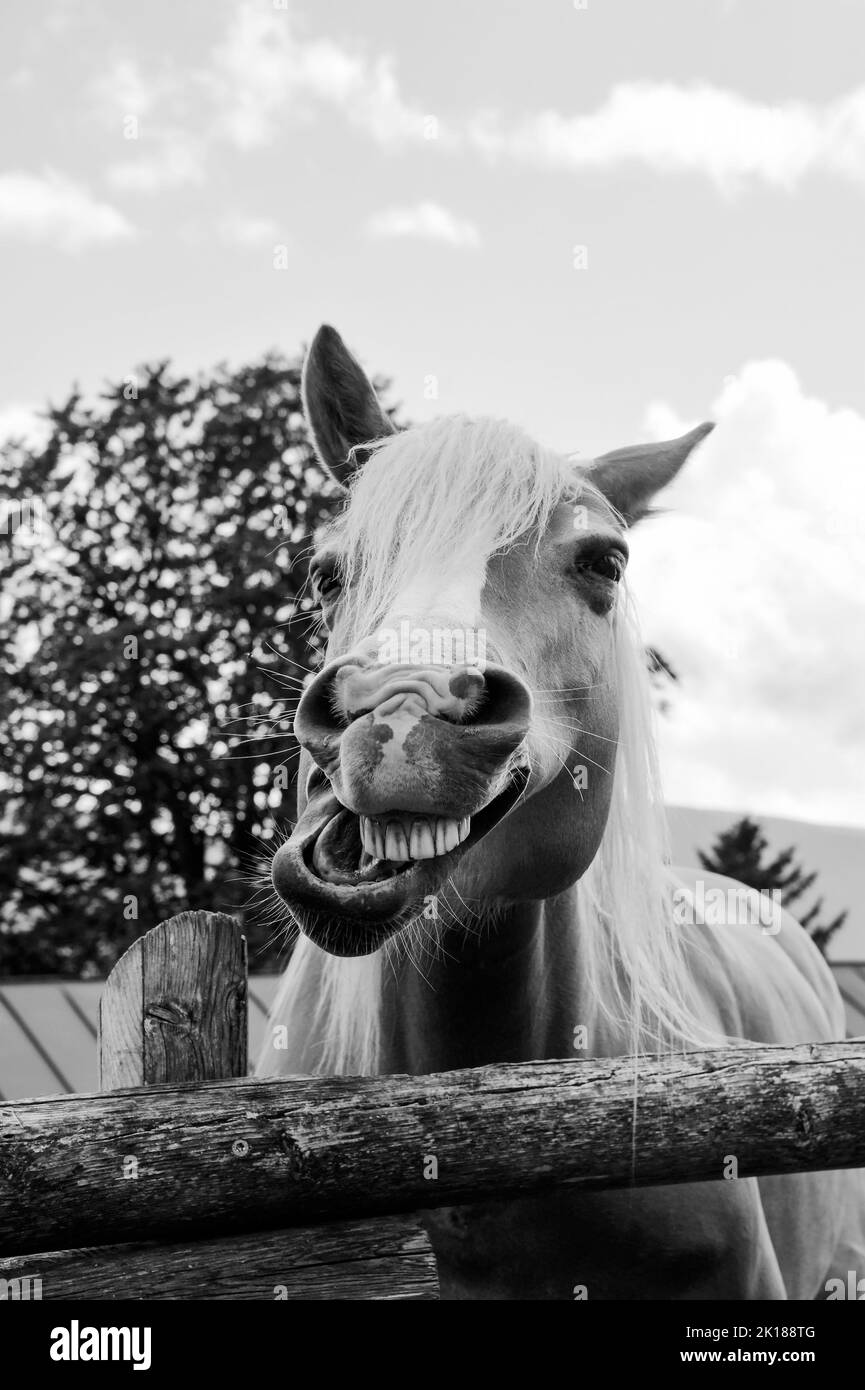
[0,354,371,976]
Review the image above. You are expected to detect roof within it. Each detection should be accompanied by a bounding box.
[831,963,865,1037]
[0,966,862,1103]
[0,973,282,1102]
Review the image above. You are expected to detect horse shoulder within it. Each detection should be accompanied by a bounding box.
[669,865,845,1043]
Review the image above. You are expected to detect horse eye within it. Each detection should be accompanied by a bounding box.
[316,571,342,602]
[578,552,625,583]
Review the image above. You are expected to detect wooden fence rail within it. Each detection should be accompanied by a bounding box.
[1,911,864,1300]
[4,1038,865,1255]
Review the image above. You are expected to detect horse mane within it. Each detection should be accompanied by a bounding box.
[257,414,721,1079]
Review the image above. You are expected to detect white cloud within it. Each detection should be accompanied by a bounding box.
[93,58,205,191]
[107,135,206,193]
[87,7,865,200]
[90,4,445,196]
[218,213,280,248]
[627,362,865,828]
[92,58,158,122]
[209,2,443,150]
[469,82,865,192]
[366,200,480,248]
[0,170,135,250]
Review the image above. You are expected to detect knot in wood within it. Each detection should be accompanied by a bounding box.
[144,999,197,1036]
[279,1131,307,1178]
[792,1096,817,1139]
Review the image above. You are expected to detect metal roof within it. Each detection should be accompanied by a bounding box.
[0,973,283,1102]
[831,964,865,1037]
[0,966,863,1103]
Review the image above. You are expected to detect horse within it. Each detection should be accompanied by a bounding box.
[257,323,865,1300]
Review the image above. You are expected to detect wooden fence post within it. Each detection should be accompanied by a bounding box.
[40,908,437,1300]
[98,911,247,1090]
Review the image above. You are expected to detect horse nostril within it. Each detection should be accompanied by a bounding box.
[463,667,532,735]
[293,665,351,772]
[448,667,485,703]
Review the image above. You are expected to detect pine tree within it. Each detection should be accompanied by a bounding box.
[697,816,847,956]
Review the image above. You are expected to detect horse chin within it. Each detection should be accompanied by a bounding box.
[272,771,529,956]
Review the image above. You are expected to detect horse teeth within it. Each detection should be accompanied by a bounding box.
[359,817,383,858]
[411,821,435,859]
[385,822,409,861]
[360,819,374,856]
[442,819,460,853]
[359,813,471,861]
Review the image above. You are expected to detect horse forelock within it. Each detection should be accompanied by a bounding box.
[327,414,577,638]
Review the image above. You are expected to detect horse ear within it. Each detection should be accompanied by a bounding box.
[301,324,396,488]
[589,422,715,525]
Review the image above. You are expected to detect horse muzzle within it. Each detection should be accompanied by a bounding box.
[271,659,532,953]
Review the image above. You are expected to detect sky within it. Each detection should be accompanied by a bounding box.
[1,0,864,828]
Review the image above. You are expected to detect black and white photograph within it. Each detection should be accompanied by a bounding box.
[1,0,864,1353]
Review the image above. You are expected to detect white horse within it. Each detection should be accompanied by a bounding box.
[258,324,865,1299]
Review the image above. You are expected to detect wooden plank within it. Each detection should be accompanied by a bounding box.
[0,1215,438,1301]
[2,1040,865,1257]
[97,936,143,1090]
[98,912,247,1089]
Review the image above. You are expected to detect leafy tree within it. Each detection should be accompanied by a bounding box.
[697,816,847,956]
[0,354,393,977]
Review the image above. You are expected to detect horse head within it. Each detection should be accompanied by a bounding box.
[272,325,713,956]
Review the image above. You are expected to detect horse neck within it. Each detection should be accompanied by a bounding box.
[378,889,592,1073]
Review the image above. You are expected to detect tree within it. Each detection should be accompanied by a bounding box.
[646,646,678,716]
[0,354,394,977]
[697,816,847,956]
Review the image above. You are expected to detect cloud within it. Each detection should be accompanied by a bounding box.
[210,3,440,150]
[469,82,865,192]
[627,362,865,827]
[218,213,280,248]
[92,58,158,122]
[89,6,865,201]
[366,200,480,248]
[90,4,445,196]
[0,171,135,250]
[92,58,205,192]
[107,135,206,193]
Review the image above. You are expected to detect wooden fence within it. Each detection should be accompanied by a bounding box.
[1,911,864,1300]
